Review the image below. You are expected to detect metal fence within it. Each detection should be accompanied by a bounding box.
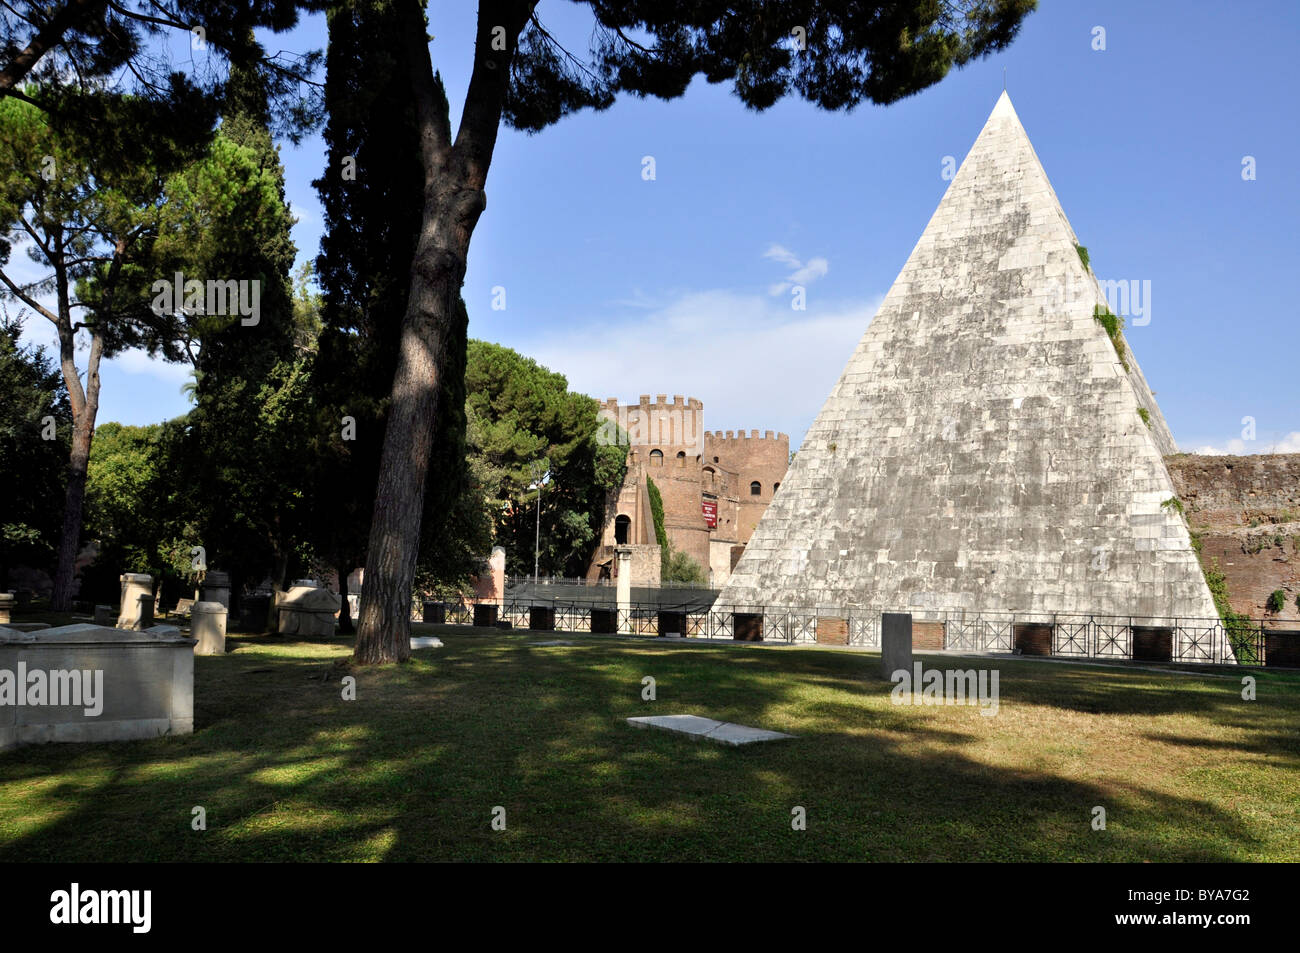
[421,597,1293,667]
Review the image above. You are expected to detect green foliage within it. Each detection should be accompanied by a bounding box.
[1137,407,1151,428]
[501,1,1037,132]
[1093,304,1129,371]
[1160,496,1184,517]
[1266,589,1287,614]
[1075,244,1090,271]
[466,340,627,578]
[662,546,708,584]
[0,314,69,585]
[646,476,669,552]
[80,419,198,606]
[1200,558,1258,663]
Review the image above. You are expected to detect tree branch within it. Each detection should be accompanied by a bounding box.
[0,267,60,324]
[0,0,107,96]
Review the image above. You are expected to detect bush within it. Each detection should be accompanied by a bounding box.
[662,546,708,584]
[1266,589,1286,613]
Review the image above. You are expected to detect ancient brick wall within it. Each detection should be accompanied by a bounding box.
[1167,454,1300,622]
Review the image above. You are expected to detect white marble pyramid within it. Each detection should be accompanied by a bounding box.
[718,92,1218,623]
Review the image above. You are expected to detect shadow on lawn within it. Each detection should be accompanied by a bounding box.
[0,632,1287,862]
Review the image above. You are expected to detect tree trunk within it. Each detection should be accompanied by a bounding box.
[50,330,102,611]
[352,0,528,664]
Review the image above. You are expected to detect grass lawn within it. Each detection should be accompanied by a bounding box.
[1,622,1297,861]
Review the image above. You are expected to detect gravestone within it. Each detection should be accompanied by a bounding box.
[92,605,115,627]
[472,604,498,627]
[0,623,194,750]
[190,601,227,655]
[276,584,340,637]
[881,612,913,680]
[590,608,617,634]
[0,592,12,625]
[529,606,556,632]
[172,598,195,619]
[201,571,231,609]
[422,601,446,624]
[627,715,796,747]
[116,574,154,631]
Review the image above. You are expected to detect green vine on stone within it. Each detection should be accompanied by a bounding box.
[1094,304,1129,371]
[1075,243,1090,271]
[1137,407,1151,428]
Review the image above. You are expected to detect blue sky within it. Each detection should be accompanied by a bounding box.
[15,0,1300,453]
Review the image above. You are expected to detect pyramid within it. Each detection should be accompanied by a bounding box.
[718,92,1218,623]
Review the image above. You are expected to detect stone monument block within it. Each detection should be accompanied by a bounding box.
[472,604,498,628]
[591,608,617,634]
[276,584,340,637]
[881,612,913,680]
[92,604,115,627]
[201,570,231,609]
[191,601,227,655]
[0,623,195,750]
[0,592,12,625]
[422,601,446,624]
[116,574,154,631]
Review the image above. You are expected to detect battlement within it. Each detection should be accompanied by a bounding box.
[705,429,789,445]
[602,394,703,413]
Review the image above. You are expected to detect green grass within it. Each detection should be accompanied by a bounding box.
[1,625,1297,862]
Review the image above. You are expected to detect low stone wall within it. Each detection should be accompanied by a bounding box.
[0,624,195,751]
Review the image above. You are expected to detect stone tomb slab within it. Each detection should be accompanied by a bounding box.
[627,714,795,747]
[410,636,443,649]
[529,639,573,647]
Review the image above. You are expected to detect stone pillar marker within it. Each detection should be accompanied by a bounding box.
[201,570,231,609]
[0,592,13,625]
[880,612,913,680]
[615,546,632,634]
[117,573,154,631]
[191,601,227,655]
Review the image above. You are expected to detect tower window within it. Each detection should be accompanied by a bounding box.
[614,514,631,544]
[750,481,762,496]
[649,449,663,466]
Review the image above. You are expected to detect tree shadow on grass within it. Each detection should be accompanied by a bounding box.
[0,634,1289,862]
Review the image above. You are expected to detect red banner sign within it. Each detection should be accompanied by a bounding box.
[701,499,718,528]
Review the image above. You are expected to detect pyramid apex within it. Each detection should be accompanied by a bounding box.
[988,89,1018,121]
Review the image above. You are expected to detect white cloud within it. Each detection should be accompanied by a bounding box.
[523,288,882,448]
[763,243,829,297]
[1184,432,1300,455]
[109,349,194,384]
[762,243,802,270]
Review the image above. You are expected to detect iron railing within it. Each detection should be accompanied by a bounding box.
[418,597,1294,667]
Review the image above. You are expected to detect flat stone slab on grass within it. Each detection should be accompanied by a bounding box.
[627,714,796,746]
[410,636,443,649]
[530,640,573,647]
